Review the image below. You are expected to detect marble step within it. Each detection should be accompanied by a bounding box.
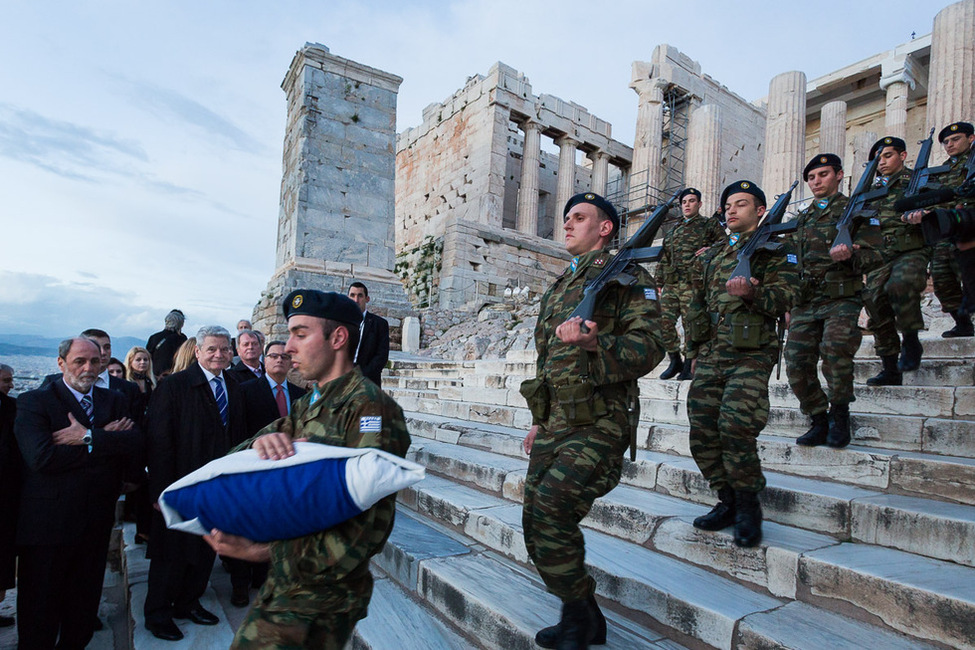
[378,508,678,650]
[852,358,974,386]
[406,411,975,504]
[401,475,946,649]
[859,333,975,359]
[383,376,463,390]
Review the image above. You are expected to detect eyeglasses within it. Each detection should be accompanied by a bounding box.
[266,353,292,361]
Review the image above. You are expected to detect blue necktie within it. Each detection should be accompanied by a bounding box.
[212,378,228,427]
[80,394,93,422]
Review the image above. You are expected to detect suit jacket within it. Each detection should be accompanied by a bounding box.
[226,360,263,386]
[13,381,144,546]
[147,329,187,377]
[146,363,246,561]
[0,392,20,586]
[42,372,140,418]
[239,377,307,437]
[356,311,390,388]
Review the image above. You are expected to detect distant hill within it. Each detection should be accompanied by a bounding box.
[0,334,146,359]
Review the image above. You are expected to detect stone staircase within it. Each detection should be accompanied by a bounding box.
[375,336,975,649]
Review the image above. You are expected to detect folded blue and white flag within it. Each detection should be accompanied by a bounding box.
[159,442,425,542]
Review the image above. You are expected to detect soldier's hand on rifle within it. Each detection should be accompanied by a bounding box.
[556,316,599,351]
[726,276,759,300]
[829,243,858,262]
[523,425,538,455]
[903,209,929,225]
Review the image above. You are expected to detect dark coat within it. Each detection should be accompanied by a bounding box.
[146,363,246,562]
[239,377,307,437]
[42,372,140,418]
[13,381,144,546]
[146,329,187,377]
[0,391,19,587]
[226,360,263,386]
[356,311,390,388]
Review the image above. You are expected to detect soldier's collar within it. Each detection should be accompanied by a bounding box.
[307,369,359,413]
[575,248,611,270]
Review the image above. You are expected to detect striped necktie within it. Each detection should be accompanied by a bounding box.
[212,378,228,427]
[80,394,93,422]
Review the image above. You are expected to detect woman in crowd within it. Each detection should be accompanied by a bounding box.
[106,357,126,379]
[169,337,197,375]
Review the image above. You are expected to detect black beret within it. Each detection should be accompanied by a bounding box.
[939,121,974,142]
[282,290,362,327]
[678,188,702,201]
[869,136,906,161]
[804,153,842,178]
[720,180,766,209]
[563,192,619,232]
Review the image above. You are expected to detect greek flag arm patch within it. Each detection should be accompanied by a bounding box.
[360,416,382,433]
[786,253,798,264]
[870,218,880,226]
[643,287,657,300]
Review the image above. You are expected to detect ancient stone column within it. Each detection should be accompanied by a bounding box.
[252,43,413,339]
[630,78,666,208]
[927,0,975,133]
[516,119,541,236]
[685,104,722,213]
[819,101,847,157]
[554,135,579,244]
[589,150,611,196]
[879,55,917,140]
[762,71,807,200]
[850,131,878,190]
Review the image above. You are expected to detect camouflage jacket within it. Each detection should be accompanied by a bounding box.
[934,152,975,209]
[658,214,726,286]
[231,367,411,615]
[687,231,799,354]
[864,167,926,260]
[787,192,881,305]
[532,248,665,425]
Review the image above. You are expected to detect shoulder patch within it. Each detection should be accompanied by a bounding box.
[786,253,798,264]
[869,218,880,226]
[643,287,658,301]
[359,416,382,433]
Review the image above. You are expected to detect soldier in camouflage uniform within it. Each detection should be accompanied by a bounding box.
[205,290,411,650]
[929,122,975,338]
[861,136,930,384]
[786,154,880,448]
[685,181,798,548]
[657,188,726,380]
[520,192,664,649]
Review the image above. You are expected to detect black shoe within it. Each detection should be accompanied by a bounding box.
[897,330,922,372]
[534,594,606,649]
[943,312,974,338]
[174,605,219,626]
[0,615,13,628]
[826,404,851,448]
[659,352,683,380]
[692,486,736,530]
[733,490,763,548]
[796,411,829,446]
[676,358,694,381]
[231,586,251,608]
[146,619,184,641]
[866,354,902,386]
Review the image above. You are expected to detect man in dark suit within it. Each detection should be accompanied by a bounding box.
[227,341,307,606]
[0,363,19,628]
[14,338,143,648]
[226,329,264,385]
[348,282,390,388]
[143,326,247,641]
[146,309,187,378]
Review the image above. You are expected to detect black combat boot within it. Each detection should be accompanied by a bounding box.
[943,312,974,338]
[897,330,923,372]
[826,403,851,448]
[733,490,763,547]
[676,358,695,381]
[866,354,902,386]
[659,352,683,380]
[535,593,607,649]
[795,411,829,446]
[692,486,736,530]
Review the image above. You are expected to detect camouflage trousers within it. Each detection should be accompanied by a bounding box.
[784,298,862,414]
[863,248,930,357]
[687,341,776,492]
[932,240,964,314]
[522,408,629,602]
[659,282,697,357]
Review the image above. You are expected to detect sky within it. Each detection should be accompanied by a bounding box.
[0,0,947,339]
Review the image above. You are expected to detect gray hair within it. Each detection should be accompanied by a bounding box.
[237,329,261,345]
[0,363,12,375]
[164,309,185,330]
[58,337,99,360]
[195,325,232,346]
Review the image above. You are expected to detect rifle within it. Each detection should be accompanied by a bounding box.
[831,154,887,249]
[895,142,975,212]
[728,180,800,282]
[568,190,681,326]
